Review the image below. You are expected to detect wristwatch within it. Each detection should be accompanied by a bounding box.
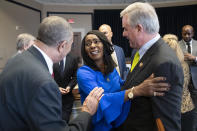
[128,87,135,99]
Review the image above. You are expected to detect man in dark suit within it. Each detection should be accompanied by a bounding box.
[119,2,184,131]
[53,53,79,122]
[179,25,197,131]
[99,24,127,80]
[0,16,104,131]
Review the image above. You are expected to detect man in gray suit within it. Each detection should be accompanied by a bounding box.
[99,24,128,80]
[0,16,104,131]
[179,25,197,131]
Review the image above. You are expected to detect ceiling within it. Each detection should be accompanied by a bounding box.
[34,0,186,5]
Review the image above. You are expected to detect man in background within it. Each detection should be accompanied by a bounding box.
[6,33,35,64]
[15,33,35,55]
[0,16,103,131]
[179,25,197,131]
[53,53,79,122]
[99,24,127,80]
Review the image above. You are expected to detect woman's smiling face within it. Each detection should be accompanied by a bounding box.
[85,34,104,62]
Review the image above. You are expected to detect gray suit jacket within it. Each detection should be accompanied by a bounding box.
[120,38,183,131]
[0,46,92,131]
[179,39,197,89]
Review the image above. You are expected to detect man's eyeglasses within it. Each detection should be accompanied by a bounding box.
[85,39,101,47]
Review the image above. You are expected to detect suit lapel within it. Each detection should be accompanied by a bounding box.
[123,39,162,90]
[28,46,49,71]
[113,45,120,64]
[192,40,197,56]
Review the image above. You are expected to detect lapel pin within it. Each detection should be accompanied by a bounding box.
[139,62,143,67]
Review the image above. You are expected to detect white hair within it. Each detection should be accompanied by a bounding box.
[38,16,73,46]
[16,33,35,51]
[120,2,159,34]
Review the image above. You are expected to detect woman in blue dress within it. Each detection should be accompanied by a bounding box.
[77,30,169,131]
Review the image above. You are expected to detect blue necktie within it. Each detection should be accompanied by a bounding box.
[59,60,64,75]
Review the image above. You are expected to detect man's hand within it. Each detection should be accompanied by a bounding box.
[184,53,196,61]
[82,87,104,115]
[133,74,170,97]
[65,86,70,93]
[59,87,71,95]
[59,87,67,95]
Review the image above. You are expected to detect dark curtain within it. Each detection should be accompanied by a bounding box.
[93,4,197,57]
[157,5,197,40]
[93,9,132,57]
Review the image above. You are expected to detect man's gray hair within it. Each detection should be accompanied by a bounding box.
[120,2,159,34]
[38,16,73,46]
[16,33,35,51]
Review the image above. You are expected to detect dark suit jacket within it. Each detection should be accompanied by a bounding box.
[114,45,127,80]
[120,38,183,131]
[0,46,92,131]
[53,54,78,121]
[53,54,78,99]
[179,39,197,89]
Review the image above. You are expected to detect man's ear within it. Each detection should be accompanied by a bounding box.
[57,41,66,52]
[136,24,143,32]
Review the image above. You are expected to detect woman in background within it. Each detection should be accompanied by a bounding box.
[77,30,169,131]
[163,34,194,131]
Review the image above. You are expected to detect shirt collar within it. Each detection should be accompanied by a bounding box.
[183,39,193,45]
[33,45,53,75]
[138,34,160,59]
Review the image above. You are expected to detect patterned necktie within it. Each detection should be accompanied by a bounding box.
[130,51,140,72]
[186,42,191,53]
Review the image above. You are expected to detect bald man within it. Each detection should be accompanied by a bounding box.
[99,24,127,79]
[179,25,197,131]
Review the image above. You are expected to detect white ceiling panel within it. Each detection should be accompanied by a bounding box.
[34,0,192,5]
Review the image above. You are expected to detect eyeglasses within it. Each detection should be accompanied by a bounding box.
[85,39,101,47]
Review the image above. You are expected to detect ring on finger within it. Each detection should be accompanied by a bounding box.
[153,92,157,96]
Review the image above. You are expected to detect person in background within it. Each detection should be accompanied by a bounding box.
[179,25,197,131]
[15,33,35,54]
[77,30,170,131]
[0,16,103,131]
[163,34,194,131]
[6,33,35,64]
[99,24,127,80]
[53,53,79,122]
[119,2,183,131]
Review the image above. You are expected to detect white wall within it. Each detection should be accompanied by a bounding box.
[0,0,41,71]
[49,13,92,39]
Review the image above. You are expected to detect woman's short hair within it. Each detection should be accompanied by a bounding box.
[163,34,184,63]
[81,30,116,75]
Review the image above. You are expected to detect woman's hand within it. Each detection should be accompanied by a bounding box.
[125,74,170,101]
